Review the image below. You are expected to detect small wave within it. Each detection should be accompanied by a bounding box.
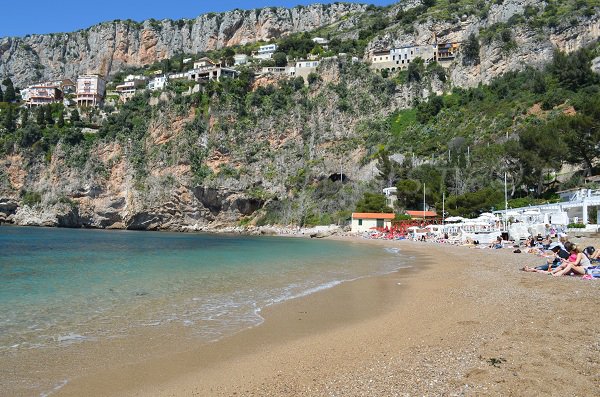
[140,321,161,327]
[40,379,68,397]
[384,247,401,254]
[57,333,86,343]
[268,280,344,306]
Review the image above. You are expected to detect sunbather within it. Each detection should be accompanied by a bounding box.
[488,236,503,249]
[585,246,600,260]
[522,242,571,273]
[551,244,591,277]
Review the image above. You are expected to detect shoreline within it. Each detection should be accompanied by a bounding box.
[55,238,429,396]
[56,238,599,396]
[2,234,598,396]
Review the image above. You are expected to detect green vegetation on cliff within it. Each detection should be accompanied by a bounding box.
[0,0,599,228]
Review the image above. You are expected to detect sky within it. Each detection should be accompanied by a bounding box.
[1,0,397,38]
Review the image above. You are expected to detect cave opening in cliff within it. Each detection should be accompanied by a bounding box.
[329,173,348,183]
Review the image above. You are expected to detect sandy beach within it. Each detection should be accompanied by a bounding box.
[45,236,599,397]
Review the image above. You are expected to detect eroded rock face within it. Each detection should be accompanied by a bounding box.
[0,3,366,87]
[1,2,599,232]
[0,198,18,222]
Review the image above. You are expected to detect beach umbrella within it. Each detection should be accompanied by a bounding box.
[407,226,420,231]
[445,216,465,222]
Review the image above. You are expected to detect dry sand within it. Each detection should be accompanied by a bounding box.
[51,237,600,397]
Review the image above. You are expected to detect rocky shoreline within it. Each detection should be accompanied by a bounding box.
[0,199,347,237]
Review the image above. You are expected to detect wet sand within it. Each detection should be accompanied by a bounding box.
[51,238,600,396]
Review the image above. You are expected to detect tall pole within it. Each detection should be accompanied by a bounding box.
[423,183,426,223]
[442,191,445,225]
[504,172,508,231]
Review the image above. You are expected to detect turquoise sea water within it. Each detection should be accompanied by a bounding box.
[0,227,404,352]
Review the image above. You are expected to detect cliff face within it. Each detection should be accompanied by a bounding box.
[368,0,600,88]
[1,1,599,231]
[0,57,405,231]
[0,3,365,87]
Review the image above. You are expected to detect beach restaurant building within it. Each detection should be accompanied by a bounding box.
[405,210,438,220]
[351,212,395,233]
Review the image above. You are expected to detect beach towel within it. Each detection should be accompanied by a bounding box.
[585,266,600,278]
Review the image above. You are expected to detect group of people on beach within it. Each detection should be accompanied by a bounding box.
[522,235,600,277]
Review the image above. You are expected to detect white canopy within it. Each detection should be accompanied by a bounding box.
[445,216,465,222]
[407,226,421,231]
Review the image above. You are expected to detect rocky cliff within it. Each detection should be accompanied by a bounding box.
[0,3,365,87]
[368,0,600,87]
[1,0,599,231]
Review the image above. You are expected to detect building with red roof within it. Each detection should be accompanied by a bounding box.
[351,212,395,233]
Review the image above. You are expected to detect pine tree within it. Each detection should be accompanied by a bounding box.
[70,108,80,124]
[2,78,16,102]
[45,106,54,126]
[462,33,480,66]
[0,84,4,102]
[36,106,45,126]
[21,108,29,127]
[57,111,65,128]
[2,106,16,132]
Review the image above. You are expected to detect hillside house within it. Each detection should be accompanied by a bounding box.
[294,60,320,81]
[371,45,436,72]
[21,79,76,107]
[371,49,391,64]
[148,75,168,91]
[115,75,147,102]
[46,79,76,94]
[351,213,395,233]
[189,58,239,82]
[76,74,106,107]
[24,86,62,107]
[383,187,398,208]
[260,66,296,76]
[390,45,436,67]
[234,54,249,65]
[436,42,460,63]
[256,44,278,59]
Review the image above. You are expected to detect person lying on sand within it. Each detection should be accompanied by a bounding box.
[585,246,600,260]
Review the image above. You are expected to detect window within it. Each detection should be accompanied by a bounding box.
[358,219,363,226]
[376,219,384,228]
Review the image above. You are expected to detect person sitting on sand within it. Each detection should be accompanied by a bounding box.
[522,242,571,273]
[541,236,552,250]
[488,236,503,249]
[557,233,568,250]
[524,236,536,248]
[550,244,592,277]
